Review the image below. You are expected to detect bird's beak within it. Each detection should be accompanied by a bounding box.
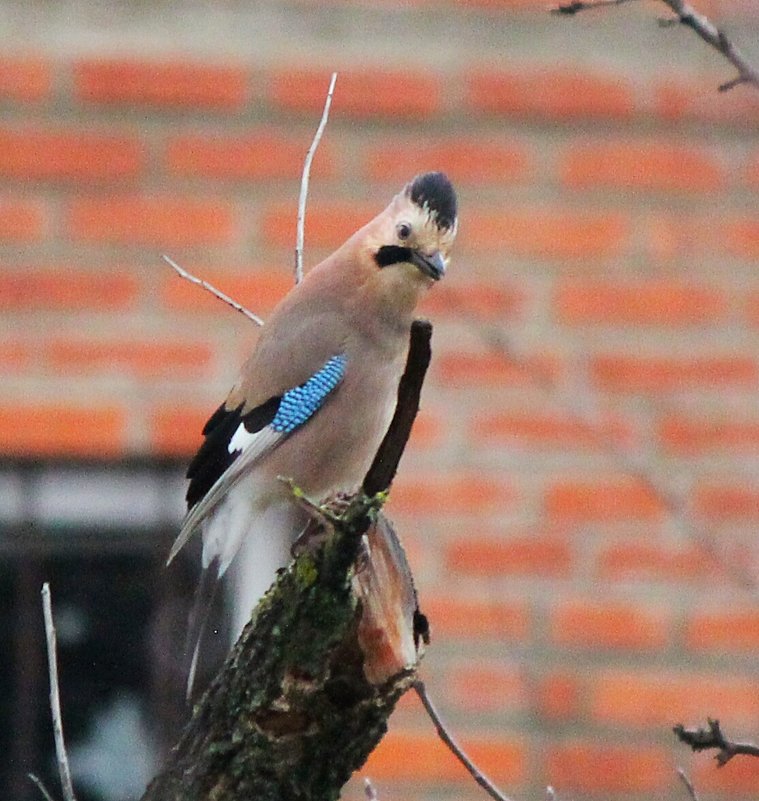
[411,250,446,281]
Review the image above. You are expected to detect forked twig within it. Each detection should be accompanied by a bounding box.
[413,680,516,801]
[162,254,263,326]
[295,72,337,284]
[41,583,77,801]
[659,0,759,91]
[674,719,759,766]
[551,0,759,92]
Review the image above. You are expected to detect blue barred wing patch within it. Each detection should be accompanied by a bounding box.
[271,353,347,433]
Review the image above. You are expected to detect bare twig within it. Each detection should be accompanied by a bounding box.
[674,719,759,766]
[28,773,57,801]
[550,0,638,14]
[659,0,759,91]
[551,0,759,92]
[41,583,77,801]
[676,767,700,801]
[413,680,516,801]
[162,254,263,326]
[295,72,337,284]
[447,294,758,591]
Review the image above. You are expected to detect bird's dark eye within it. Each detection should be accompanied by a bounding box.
[397,222,412,241]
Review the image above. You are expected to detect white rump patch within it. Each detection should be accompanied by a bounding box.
[228,422,260,454]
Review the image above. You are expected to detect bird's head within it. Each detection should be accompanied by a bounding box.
[369,171,458,286]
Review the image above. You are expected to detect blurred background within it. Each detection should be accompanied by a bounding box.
[2,1,759,799]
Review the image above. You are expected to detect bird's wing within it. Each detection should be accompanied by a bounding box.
[166,352,347,565]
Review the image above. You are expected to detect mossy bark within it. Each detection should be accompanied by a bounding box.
[143,500,418,801]
[141,321,432,801]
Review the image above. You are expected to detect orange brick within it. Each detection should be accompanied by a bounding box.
[447,662,527,713]
[261,201,375,251]
[161,268,291,317]
[406,408,443,450]
[68,196,235,247]
[0,405,125,458]
[418,282,523,319]
[687,610,759,652]
[597,542,712,583]
[365,138,530,184]
[0,342,31,371]
[660,416,759,454]
[592,354,758,392]
[422,596,530,641]
[0,269,138,311]
[747,291,759,326]
[656,77,759,125]
[545,479,664,522]
[0,58,51,102]
[472,411,629,451]
[389,474,515,515]
[536,672,581,722]
[0,128,143,182]
[550,601,669,651]
[556,281,726,326]
[269,68,442,119]
[166,131,335,181]
[545,742,671,794]
[364,729,526,785]
[694,751,759,795]
[436,352,560,387]
[746,151,759,188]
[47,339,214,379]
[591,669,759,728]
[696,486,759,521]
[445,534,572,578]
[74,59,249,110]
[0,199,46,242]
[723,217,759,260]
[562,140,724,193]
[466,68,635,120]
[150,407,208,456]
[463,208,629,261]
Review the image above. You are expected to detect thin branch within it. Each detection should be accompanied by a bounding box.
[295,72,337,284]
[28,773,57,801]
[162,254,263,326]
[659,0,759,91]
[676,767,700,801]
[674,719,759,766]
[41,583,77,801]
[413,680,516,801]
[551,0,759,92]
[447,294,758,592]
[550,0,638,14]
[363,320,432,497]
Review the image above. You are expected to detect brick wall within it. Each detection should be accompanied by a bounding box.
[2,1,759,799]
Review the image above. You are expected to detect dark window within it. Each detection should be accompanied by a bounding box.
[0,461,227,801]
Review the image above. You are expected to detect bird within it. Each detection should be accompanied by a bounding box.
[167,171,458,695]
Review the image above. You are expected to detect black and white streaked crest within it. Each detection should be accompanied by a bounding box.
[406,172,457,231]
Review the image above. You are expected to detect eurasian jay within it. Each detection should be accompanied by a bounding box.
[167,171,457,693]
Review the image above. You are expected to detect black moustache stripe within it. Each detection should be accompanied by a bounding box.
[374,245,413,268]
